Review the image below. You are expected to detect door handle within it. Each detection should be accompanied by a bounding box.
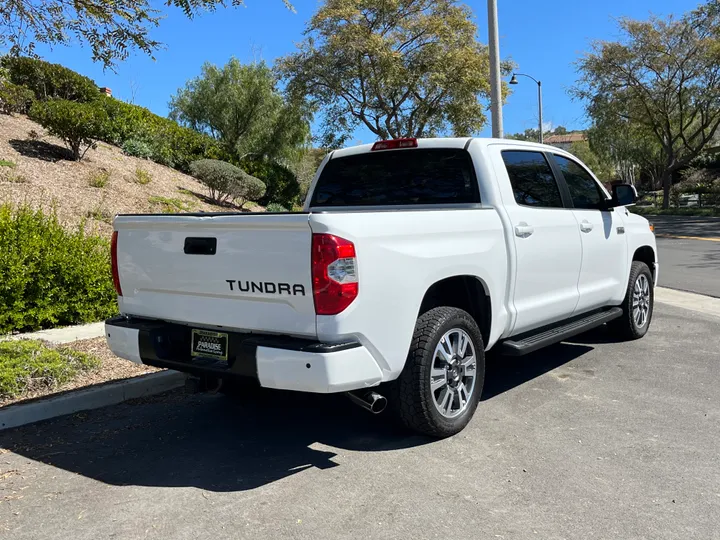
[515,222,534,238]
[580,220,594,233]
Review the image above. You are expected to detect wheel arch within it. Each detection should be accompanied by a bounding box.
[633,245,656,283]
[418,275,492,347]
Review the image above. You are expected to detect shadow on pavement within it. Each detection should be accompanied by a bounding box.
[0,340,596,492]
[648,215,720,238]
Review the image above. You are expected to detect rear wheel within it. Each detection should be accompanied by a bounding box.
[391,307,485,438]
[609,261,654,340]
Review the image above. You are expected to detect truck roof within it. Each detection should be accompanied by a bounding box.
[330,137,563,159]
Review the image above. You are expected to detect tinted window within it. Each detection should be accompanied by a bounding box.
[554,155,606,210]
[310,149,479,207]
[501,151,563,208]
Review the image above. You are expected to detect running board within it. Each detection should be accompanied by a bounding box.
[500,308,623,356]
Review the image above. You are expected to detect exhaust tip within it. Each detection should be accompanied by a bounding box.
[347,390,387,414]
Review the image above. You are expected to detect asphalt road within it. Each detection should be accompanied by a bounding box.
[638,215,720,298]
[2,302,719,540]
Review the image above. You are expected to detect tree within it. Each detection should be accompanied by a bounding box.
[170,58,310,163]
[189,159,266,207]
[568,140,616,182]
[507,125,569,142]
[278,0,512,145]
[0,0,294,69]
[574,5,720,208]
[29,99,108,160]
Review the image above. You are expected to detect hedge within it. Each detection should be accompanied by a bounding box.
[0,56,100,102]
[0,203,117,334]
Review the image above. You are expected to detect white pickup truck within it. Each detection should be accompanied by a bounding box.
[106,137,658,437]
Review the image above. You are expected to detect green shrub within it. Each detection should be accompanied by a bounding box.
[0,340,100,399]
[135,167,152,185]
[0,79,34,114]
[30,99,107,160]
[0,203,117,333]
[265,203,288,212]
[122,138,153,159]
[87,169,110,188]
[0,159,16,168]
[148,196,194,213]
[1,56,99,102]
[241,159,301,208]
[189,159,266,207]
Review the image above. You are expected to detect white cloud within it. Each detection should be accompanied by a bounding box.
[542,121,554,132]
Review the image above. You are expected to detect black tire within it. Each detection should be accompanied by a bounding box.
[391,307,485,438]
[609,261,654,340]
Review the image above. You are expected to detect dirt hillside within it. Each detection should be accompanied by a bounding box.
[0,114,259,236]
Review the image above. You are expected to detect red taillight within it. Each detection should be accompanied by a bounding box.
[371,138,418,151]
[111,231,122,296]
[312,234,358,315]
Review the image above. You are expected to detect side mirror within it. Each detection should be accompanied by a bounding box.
[609,184,637,208]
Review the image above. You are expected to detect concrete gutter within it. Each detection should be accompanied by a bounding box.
[2,321,106,344]
[0,371,186,431]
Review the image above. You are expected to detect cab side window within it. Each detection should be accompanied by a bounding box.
[501,151,563,208]
[554,155,606,210]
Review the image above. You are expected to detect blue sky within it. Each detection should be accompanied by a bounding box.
[26,0,701,143]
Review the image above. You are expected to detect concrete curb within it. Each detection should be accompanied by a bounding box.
[655,287,720,319]
[2,321,106,345]
[0,370,186,431]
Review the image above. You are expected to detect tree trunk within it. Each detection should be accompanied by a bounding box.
[661,171,672,209]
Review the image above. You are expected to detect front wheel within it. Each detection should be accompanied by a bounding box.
[391,307,485,438]
[609,261,654,340]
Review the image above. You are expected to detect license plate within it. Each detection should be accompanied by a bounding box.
[191,329,228,360]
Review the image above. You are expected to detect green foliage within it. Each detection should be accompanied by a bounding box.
[1,56,99,102]
[29,99,108,160]
[507,126,569,142]
[148,196,194,213]
[0,340,100,399]
[265,203,289,212]
[122,138,153,159]
[279,0,513,144]
[241,158,300,208]
[169,58,310,162]
[135,167,152,185]
[189,159,266,206]
[0,159,16,168]
[0,2,294,69]
[632,206,719,216]
[573,5,720,207]
[0,79,34,114]
[0,203,117,334]
[87,169,111,188]
[568,141,617,181]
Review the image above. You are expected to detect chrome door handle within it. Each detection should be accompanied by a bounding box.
[515,222,534,238]
[580,220,594,233]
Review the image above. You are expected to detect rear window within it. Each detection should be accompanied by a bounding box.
[309,148,480,207]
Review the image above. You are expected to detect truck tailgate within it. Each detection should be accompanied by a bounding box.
[114,213,316,337]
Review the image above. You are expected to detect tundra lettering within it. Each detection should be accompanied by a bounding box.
[225,279,306,296]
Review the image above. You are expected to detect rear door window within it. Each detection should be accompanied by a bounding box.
[501,150,564,208]
[310,148,479,207]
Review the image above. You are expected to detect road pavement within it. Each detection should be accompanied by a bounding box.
[644,215,720,297]
[2,302,719,540]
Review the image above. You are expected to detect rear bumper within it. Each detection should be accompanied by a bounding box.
[104,317,384,393]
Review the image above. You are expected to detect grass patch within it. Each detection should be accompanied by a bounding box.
[134,167,152,185]
[0,159,16,168]
[2,172,27,183]
[0,340,100,400]
[86,207,113,224]
[148,195,195,213]
[87,169,110,188]
[632,206,719,217]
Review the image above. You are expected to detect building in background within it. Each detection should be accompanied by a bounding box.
[543,132,587,151]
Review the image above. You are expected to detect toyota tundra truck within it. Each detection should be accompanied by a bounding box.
[105,137,658,437]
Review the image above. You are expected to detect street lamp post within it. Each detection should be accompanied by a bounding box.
[509,73,543,144]
[488,0,503,138]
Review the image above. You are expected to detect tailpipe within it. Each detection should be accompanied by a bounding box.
[347,390,387,414]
